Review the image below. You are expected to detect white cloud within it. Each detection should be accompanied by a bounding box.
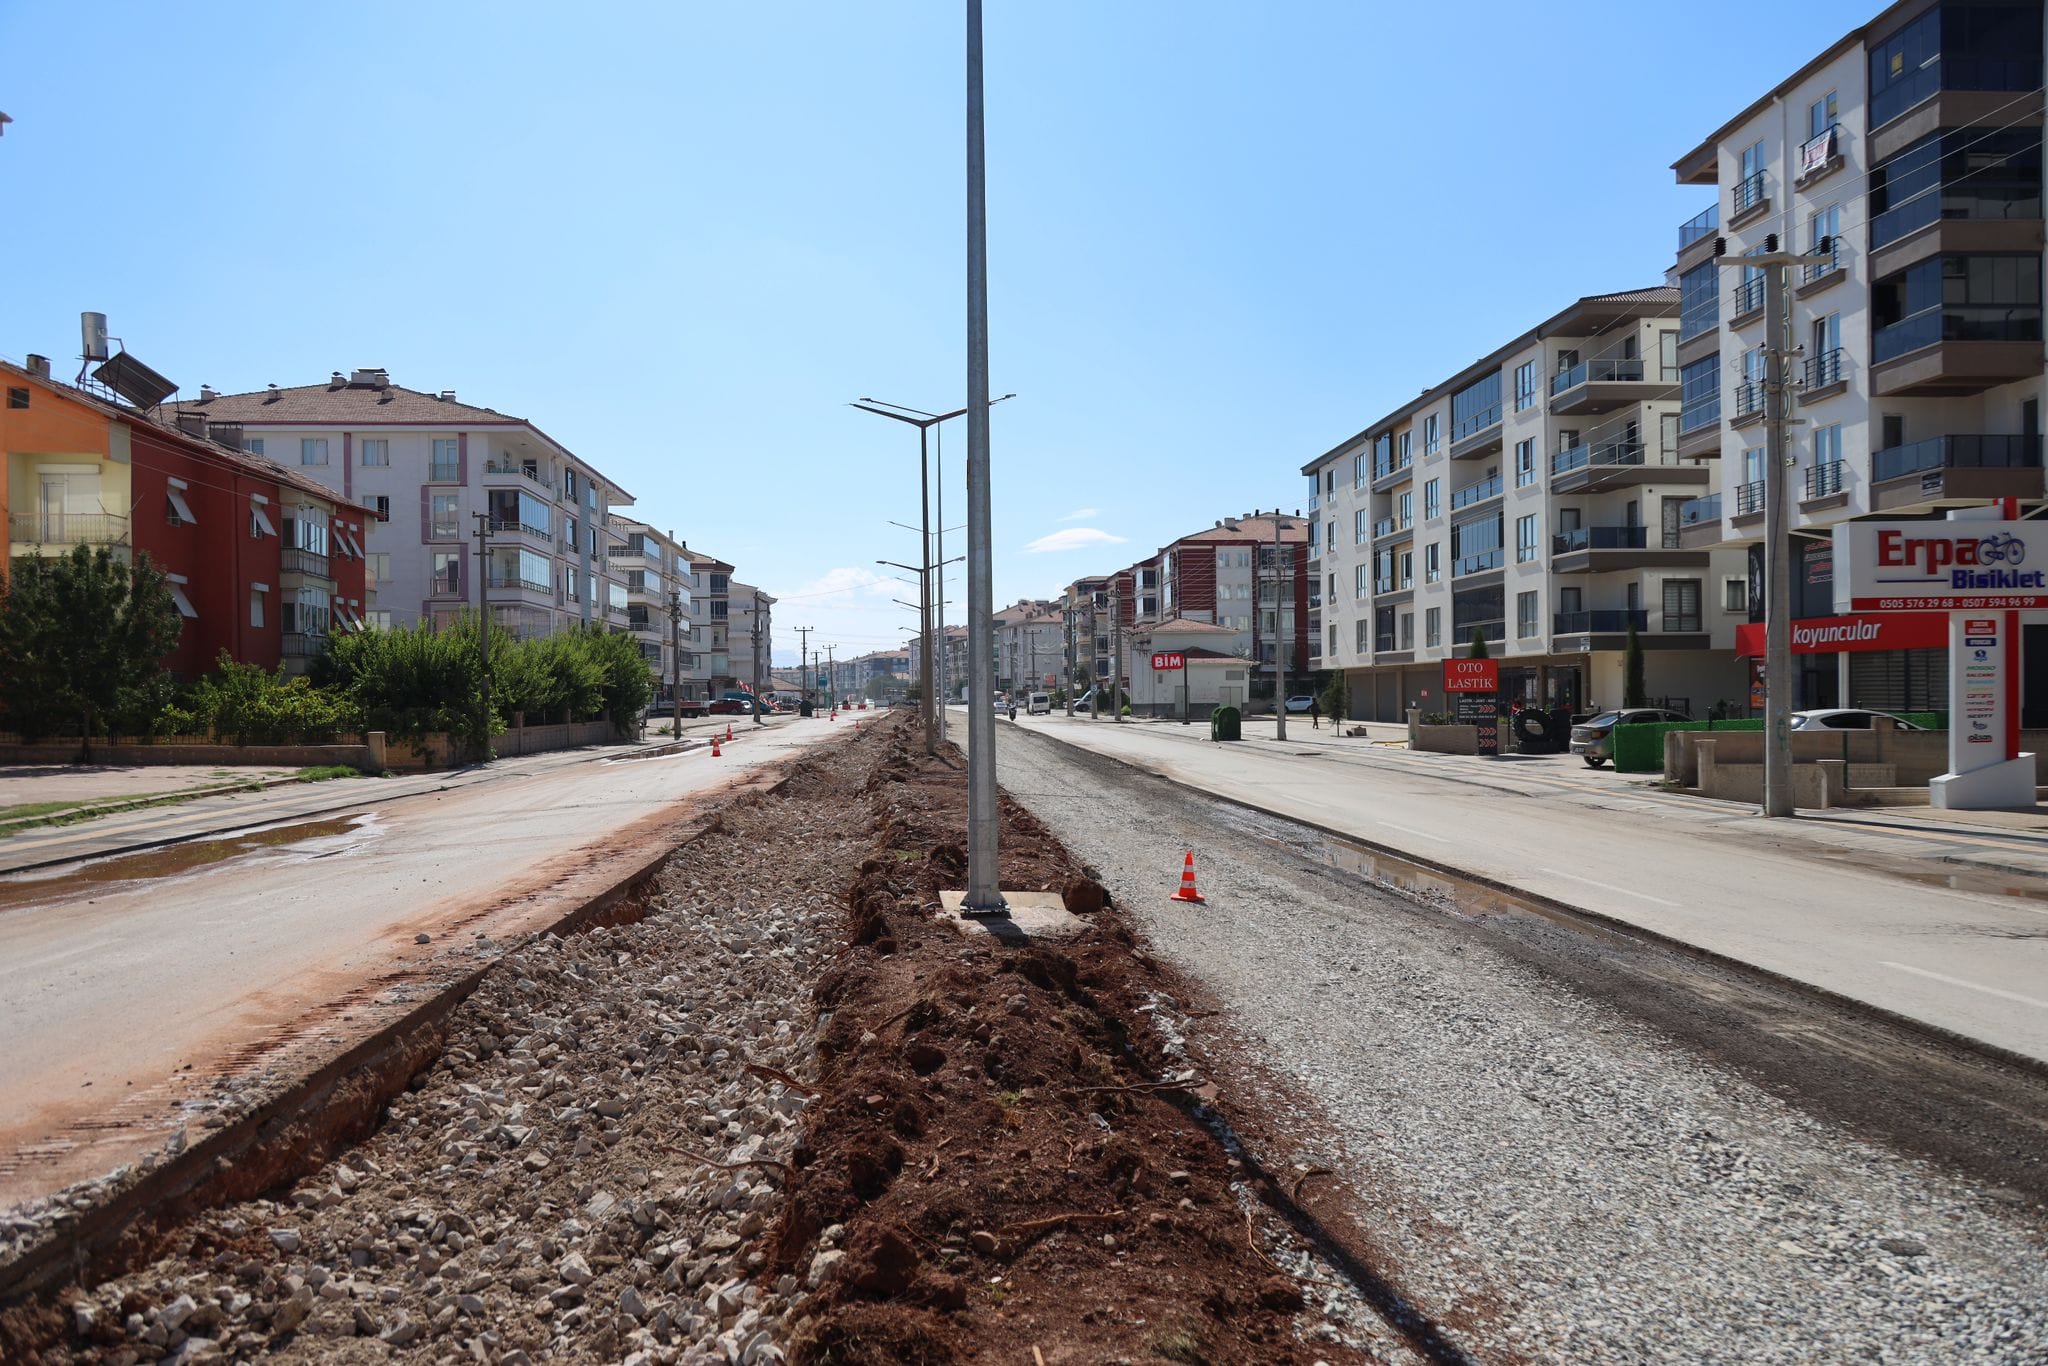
[1023,527,1128,554]
[1056,506,1101,523]
[768,565,903,605]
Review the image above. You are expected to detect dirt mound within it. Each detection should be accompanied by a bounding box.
[775,716,1371,1364]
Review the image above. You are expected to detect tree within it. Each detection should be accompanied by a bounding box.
[1467,626,1490,659]
[1623,618,1648,708]
[0,545,181,756]
[1318,670,1348,723]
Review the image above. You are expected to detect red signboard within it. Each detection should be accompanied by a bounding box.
[1733,612,1946,658]
[1151,651,1185,671]
[1441,659,1498,693]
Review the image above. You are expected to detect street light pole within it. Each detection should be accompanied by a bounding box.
[1273,516,1288,742]
[962,0,1001,914]
[472,511,493,760]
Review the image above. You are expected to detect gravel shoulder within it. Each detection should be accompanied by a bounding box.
[995,726,2048,1365]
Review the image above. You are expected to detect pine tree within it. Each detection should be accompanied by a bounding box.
[1468,626,1490,659]
[1623,618,1648,708]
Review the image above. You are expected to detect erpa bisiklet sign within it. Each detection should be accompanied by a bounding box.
[1831,521,2048,612]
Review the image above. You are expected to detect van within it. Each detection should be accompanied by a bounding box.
[1027,692,1051,715]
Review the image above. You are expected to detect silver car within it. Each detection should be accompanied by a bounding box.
[1569,707,1691,767]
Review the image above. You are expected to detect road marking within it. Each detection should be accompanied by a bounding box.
[1378,821,1448,844]
[1879,961,2048,1010]
[1538,867,1682,908]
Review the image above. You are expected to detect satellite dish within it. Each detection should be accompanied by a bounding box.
[93,352,177,410]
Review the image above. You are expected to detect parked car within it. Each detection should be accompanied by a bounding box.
[1072,689,1096,715]
[1569,707,1692,767]
[707,697,749,715]
[1027,692,1052,715]
[1789,709,1928,731]
[1283,694,1316,714]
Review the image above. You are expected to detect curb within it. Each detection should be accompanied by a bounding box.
[1009,725,2048,1082]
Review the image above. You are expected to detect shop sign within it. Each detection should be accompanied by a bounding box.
[1441,659,1499,693]
[1833,521,2048,611]
[1732,612,1946,657]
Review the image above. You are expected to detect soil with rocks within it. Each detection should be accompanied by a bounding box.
[6,714,1393,1364]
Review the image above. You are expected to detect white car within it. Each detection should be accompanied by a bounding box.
[1283,694,1316,714]
[1789,708,1928,731]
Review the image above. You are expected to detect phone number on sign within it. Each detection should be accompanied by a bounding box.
[1852,596,2047,610]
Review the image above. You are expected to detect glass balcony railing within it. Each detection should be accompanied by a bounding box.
[1453,548,1504,576]
[1805,460,1846,499]
[1449,473,1504,510]
[1735,479,1767,515]
[1872,434,2043,484]
[1453,619,1506,643]
[1553,610,1647,634]
[1550,439,1646,475]
[489,572,553,594]
[1678,204,1719,250]
[1679,493,1721,528]
[1551,526,1648,554]
[1874,305,2045,364]
[1549,356,1646,397]
[1373,517,1397,538]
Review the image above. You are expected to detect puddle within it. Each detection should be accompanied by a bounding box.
[1885,867,2048,904]
[0,815,376,914]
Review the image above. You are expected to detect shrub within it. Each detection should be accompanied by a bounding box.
[182,656,362,743]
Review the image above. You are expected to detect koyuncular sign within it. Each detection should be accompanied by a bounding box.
[1832,521,2048,611]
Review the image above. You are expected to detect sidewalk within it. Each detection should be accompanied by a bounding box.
[1007,714,2048,1064]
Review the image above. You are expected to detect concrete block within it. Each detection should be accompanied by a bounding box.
[940,890,1087,942]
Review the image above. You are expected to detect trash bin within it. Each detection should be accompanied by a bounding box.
[1210,705,1242,742]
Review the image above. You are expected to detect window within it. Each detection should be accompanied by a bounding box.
[300,437,328,466]
[249,496,277,539]
[1679,355,1720,432]
[282,585,331,637]
[246,438,264,456]
[1425,607,1441,649]
[367,552,390,583]
[1397,490,1413,528]
[1354,452,1368,488]
[165,574,197,619]
[371,495,390,521]
[7,387,29,409]
[563,469,580,502]
[1425,543,1441,583]
[431,494,460,538]
[1873,255,2043,362]
[1724,578,1747,612]
[432,552,461,594]
[361,438,389,467]
[1400,612,1414,650]
[1514,360,1538,411]
[1679,261,1719,340]
[1514,439,1536,488]
[1807,202,1842,277]
[1516,514,1539,563]
[1399,549,1414,589]
[430,438,459,481]
[1354,563,1370,599]
[1517,591,1539,639]
[250,585,267,629]
[1663,579,1703,632]
[1659,330,1678,382]
[164,478,196,526]
[1422,413,1440,455]
[1809,90,1838,140]
[1424,478,1441,520]
[1450,373,1502,441]
[1733,140,1766,214]
[1354,509,1370,544]
[365,609,393,631]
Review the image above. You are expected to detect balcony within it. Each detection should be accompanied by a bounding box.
[1678,204,1719,252]
[1804,459,1848,505]
[1548,356,1658,415]
[281,631,325,658]
[1550,525,1706,574]
[1871,434,2044,508]
[1732,381,1765,425]
[8,512,129,547]
[1796,126,1844,184]
[1802,346,1847,398]
[1453,619,1505,645]
[490,514,553,544]
[1372,517,1412,543]
[1553,609,1647,635]
[1453,548,1504,577]
[1449,473,1503,511]
[1734,479,1767,517]
[1729,170,1769,227]
[1871,306,2046,397]
[1371,457,1413,490]
[488,572,553,595]
[1728,275,1767,322]
[483,460,554,493]
[280,546,331,578]
[1549,439,1710,495]
[1799,240,1846,294]
[1449,406,1504,460]
[1676,493,1724,550]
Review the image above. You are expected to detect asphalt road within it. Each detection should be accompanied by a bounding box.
[1005,713,2048,1063]
[0,712,880,1208]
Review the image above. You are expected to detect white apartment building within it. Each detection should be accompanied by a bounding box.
[1305,290,1750,721]
[730,581,773,696]
[606,518,693,700]
[1668,0,2044,715]
[179,370,632,639]
[994,599,1062,692]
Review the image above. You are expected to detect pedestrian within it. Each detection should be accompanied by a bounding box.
[1309,694,1321,729]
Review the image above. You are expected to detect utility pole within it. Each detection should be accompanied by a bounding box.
[751,590,765,726]
[668,586,684,735]
[1108,580,1122,723]
[795,626,814,713]
[472,511,493,759]
[826,644,837,705]
[1272,517,1289,742]
[962,0,1001,914]
[1717,232,1812,818]
[1064,603,1077,715]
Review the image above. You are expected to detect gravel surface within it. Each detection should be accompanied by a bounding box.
[26,751,868,1364]
[996,729,2048,1365]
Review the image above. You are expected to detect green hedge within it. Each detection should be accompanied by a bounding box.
[1612,711,1948,774]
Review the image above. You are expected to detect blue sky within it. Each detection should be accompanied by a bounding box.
[2,1,1858,663]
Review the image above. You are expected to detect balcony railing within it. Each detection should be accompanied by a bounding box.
[8,512,129,545]
[1551,526,1649,554]
[1450,405,1502,442]
[1730,275,1767,315]
[1453,619,1506,643]
[1371,456,1412,483]
[490,515,552,539]
[1554,609,1647,634]
[1735,479,1767,515]
[1799,126,1840,175]
[483,460,553,491]
[1806,460,1846,499]
[280,546,331,577]
[1453,548,1504,576]
[1373,516,1397,538]
[1550,439,1646,475]
[1804,347,1846,389]
[281,631,325,658]
[1678,204,1719,250]
[1803,239,1844,285]
[1374,634,1397,652]
[1373,577,1396,594]
[1449,473,1504,510]
[1730,170,1766,216]
[1679,493,1721,528]
[1874,305,2045,365]
[1873,434,2044,484]
[1308,492,1320,511]
[489,572,552,594]
[1550,357,1646,397]
[1734,382,1765,418]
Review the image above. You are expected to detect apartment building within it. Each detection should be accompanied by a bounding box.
[729,581,773,696]
[1304,289,1751,721]
[994,599,1062,692]
[1062,574,1112,688]
[1138,513,1310,681]
[830,648,912,700]
[1668,0,2044,714]
[176,370,632,640]
[678,546,736,699]
[4,355,371,679]
[605,518,693,701]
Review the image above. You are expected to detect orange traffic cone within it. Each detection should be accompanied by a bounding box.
[725,722,733,742]
[710,735,722,757]
[1169,850,1205,904]
[830,708,837,721]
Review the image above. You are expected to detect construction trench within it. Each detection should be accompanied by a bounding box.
[0,714,1427,1365]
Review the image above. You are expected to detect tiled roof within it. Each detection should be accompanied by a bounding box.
[1172,515,1309,545]
[175,381,525,427]
[1135,617,1237,635]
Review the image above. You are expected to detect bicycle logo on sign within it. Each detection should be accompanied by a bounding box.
[1979,532,2027,566]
